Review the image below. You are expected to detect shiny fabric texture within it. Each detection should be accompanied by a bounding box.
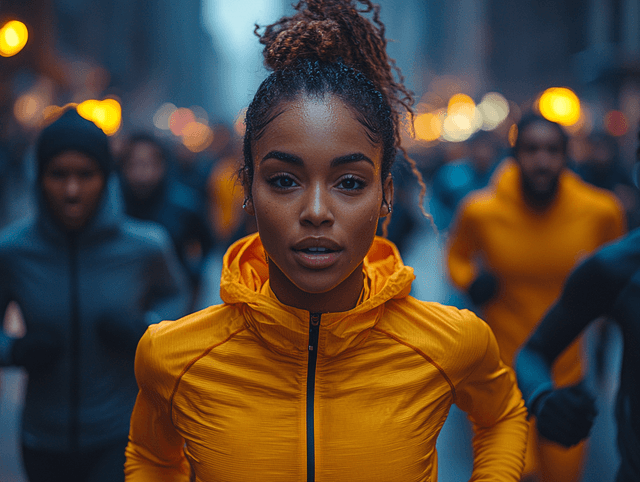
[126,233,528,481]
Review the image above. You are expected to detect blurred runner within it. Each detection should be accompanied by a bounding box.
[515,126,640,482]
[447,114,626,482]
[118,132,215,308]
[0,109,190,482]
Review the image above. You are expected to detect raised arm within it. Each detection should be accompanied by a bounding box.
[515,249,631,446]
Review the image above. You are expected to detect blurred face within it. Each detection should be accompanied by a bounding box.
[42,151,106,231]
[247,94,391,312]
[122,141,166,199]
[515,122,566,207]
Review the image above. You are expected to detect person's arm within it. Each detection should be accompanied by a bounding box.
[515,251,628,446]
[125,326,191,481]
[142,228,191,324]
[96,229,190,354]
[455,312,529,481]
[447,202,499,306]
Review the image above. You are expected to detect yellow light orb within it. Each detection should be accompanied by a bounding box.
[413,112,442,142]
[77,98,122,136]
[0,20,28,57]
[538,87,581,126]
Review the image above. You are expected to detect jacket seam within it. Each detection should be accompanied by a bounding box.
[372,327,457,402]
[169,327,246,423]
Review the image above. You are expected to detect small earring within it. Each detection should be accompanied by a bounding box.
[242,198,249,209]
[387,202,393,214]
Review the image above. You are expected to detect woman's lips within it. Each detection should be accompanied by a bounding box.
[292,247,342,269]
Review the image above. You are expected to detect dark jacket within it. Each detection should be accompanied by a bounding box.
[0,176,190,452]
[120,177,214,287]
[516,227,640,481]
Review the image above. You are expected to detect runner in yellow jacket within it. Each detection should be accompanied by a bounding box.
[126,233,528,481]
[447,115,626,482]
[125,1,528,479]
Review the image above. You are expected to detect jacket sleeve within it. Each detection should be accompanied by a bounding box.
[446,201,480,291]
[515,251,629,409]
[454,312,528,481]
[125,327,191,481]
[142,231,191,326]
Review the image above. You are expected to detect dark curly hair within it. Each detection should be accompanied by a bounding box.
[242,0,430,233]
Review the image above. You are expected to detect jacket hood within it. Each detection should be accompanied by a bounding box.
[220,233,415,356]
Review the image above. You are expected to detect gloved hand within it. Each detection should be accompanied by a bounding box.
[11,327,63,373]
[467,270,499,306]
[532,382,598,447]
[96,316,147,354]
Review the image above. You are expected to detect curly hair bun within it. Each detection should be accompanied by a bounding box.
[258,0,393,94]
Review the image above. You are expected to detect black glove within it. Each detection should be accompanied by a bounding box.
[11,327,63,373]
[532,382,598,447]
[467,270,499,306]
[96,316,147,354]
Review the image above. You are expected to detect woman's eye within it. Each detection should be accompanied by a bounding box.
[338,176,364,190]
[269,175,297,189]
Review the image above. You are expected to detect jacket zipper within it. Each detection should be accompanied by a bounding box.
[69,236,80,452]
[307,312,321,482]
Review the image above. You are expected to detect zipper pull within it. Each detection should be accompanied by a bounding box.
[309,313,321,351]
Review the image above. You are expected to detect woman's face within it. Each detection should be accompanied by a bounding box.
[248,94,392,312]
[42,151,106,231]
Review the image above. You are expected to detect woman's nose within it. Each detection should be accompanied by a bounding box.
[300,182,334,226]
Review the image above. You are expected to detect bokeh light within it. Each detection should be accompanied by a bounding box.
[508,124,518,147]
[413,112,442,142]
[182,121,214,152]
[604,110,629,137]
[234,108,247,137]
[169,108,196,136]
[0,20,28,57]
[14,93,44,128]
[441,94,481,142]
[153,103,177,130]
[77,98,122,135]
[477,92,510,131]
[13,79,55,129]
[538,87,581,126]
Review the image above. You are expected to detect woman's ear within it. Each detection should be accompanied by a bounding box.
[242,168,255,216]
[379,175,394,217]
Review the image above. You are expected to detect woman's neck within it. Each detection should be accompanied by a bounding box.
[269,263,365,313]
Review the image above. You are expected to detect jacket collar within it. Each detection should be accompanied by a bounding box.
[220,233,415,356]
[491,158,579,215]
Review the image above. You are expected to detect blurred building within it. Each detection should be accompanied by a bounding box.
[1,0,218,130]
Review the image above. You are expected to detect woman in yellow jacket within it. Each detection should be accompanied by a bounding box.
[125,1,528,480]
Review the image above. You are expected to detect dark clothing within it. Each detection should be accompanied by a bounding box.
[0,177,190,452]
[22,437,128,482]
[430,158,497,230]
[515,227,640,482]
[120,178,214,288]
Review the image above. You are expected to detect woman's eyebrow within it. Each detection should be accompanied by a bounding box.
[261,151,374,167]
[331,153,374,167]
[262,151,303,165]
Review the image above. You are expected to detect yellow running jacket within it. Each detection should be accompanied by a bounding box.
[125,233,528,482]
[447,159,626,382]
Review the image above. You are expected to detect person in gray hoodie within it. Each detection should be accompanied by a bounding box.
[0,108,190,482]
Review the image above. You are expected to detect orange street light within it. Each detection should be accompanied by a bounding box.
[538,87,581,126]
[0,20,29,57]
